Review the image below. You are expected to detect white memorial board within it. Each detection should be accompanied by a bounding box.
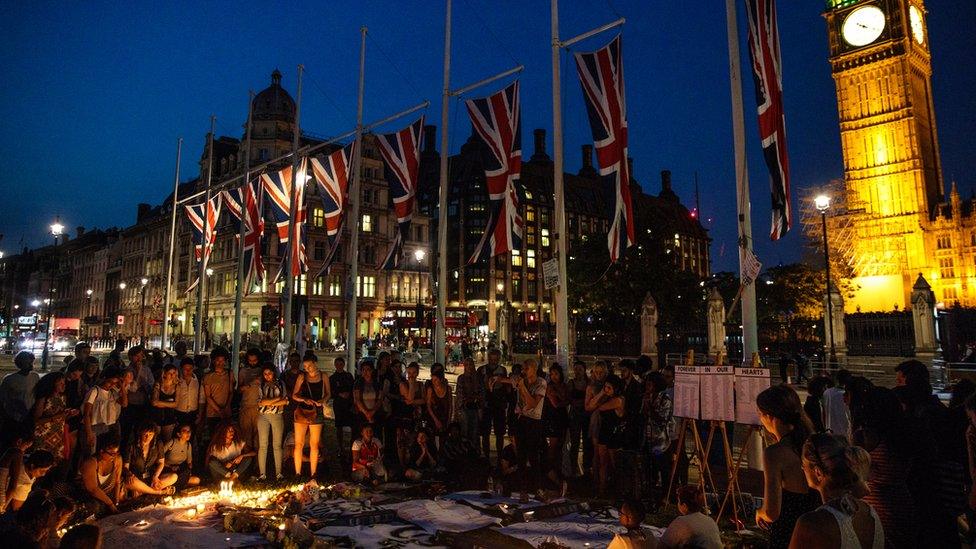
[700,365,735,421]
[734,367,771,425]
[673,365,701,419]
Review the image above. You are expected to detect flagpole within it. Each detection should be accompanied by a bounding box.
[550,3,625,368]
[550,0,572,367]
[434,0,452,367]
[194,115,216,354]
[726,0,761,470]
[161,137,182,352]
[231,91,255,377]
[284,65,304,350]
[346,26,368,370]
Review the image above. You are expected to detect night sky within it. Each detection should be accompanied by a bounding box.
[2,1,973,272]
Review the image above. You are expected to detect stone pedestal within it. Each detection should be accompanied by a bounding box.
[911,274,937,354]
[640,294,659,360]
[707,288,727,357]
[824,288,847,356]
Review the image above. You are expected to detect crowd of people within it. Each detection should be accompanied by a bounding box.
[0,338,973,548]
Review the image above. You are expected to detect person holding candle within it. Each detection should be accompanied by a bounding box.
[292,352,330,479]
[206,421,255,482]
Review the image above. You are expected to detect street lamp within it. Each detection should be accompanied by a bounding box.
[413,249,426,263]
[86,289,93,341]
[815,194,837,367]
[140,277,149,346]
[41,217,65,370]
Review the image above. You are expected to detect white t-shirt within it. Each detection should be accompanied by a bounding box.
[85,386,121,427]
[210,441,245,461]
[660,512,722,549]
[822,386,850,440]
[517,377,547,420]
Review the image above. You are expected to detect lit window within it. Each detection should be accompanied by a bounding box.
[312,208,325,227]
[527,249,536,268]
[313,276,325,295]
[357,275,376,298]
[512,249,522,267]
[541,229,550,247]
[329,276,342,297]
[362,214,373,232]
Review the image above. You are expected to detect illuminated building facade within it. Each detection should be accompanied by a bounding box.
[822,0,975,310]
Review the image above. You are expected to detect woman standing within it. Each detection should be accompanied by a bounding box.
[396,362,426,468]
[32,372,78,462]
[755,385,820,549]
[353,362,383,432]
[593,376,625,498]
[790,434,884,549]
[256,365,289,481]
[426,372,453,450]
[542,364,570,490]
[642,371,675,499]
[292,352,330,478]
[851,386,917,549]
[584,361,609,479]
[150,365,179,442]
[567,360,590,478]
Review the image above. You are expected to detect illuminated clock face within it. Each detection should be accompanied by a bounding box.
[909,5,925,45]
[842,5,886,47]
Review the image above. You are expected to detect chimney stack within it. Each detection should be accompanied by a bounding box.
[661,170,672,193]
[422,125,437,153]
[531,129,550,161]
[582,145,593,170]
[76,226,85,238]
[137,203,152,222]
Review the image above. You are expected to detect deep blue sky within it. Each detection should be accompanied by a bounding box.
[2,1,973,272]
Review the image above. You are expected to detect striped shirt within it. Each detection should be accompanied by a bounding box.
[258,380,286,414]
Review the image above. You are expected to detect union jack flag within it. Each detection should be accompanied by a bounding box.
[261,159,309,282]
[183,194,221,293]
[746,0,791,240]
[310,142,358,277]
[465,81,523,265]
[575,35,635,263]
[376,117,423,270]
[222,179,265,294]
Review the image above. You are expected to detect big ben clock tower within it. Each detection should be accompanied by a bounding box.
[823,0,945,312]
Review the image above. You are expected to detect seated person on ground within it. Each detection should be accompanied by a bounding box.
[660,485,722,549]
[351,424,386,485]
[608,499,659,549]
[161,424,200,489]
[404,429,438,480]
[206,422,255,482]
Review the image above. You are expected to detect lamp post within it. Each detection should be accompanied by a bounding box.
[119,282,127,341]
[86,289,93,342]
[815,194,837,367]
[139,277,149,346]
[41,218,64,370]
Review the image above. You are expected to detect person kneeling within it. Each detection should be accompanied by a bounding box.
[351,425,386,485]
[206,422,255,482]
[404,429,438,481]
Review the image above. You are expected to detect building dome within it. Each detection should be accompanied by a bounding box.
[253,69,295,121]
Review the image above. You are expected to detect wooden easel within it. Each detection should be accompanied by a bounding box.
[665,350,720,506]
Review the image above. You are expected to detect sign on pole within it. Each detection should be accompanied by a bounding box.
[543,258,560,290]
[116,315,125,326]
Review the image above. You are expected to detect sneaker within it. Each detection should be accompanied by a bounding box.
[256,475,267,482]
[276,474,285,482]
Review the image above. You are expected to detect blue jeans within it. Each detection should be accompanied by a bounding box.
[207,456,253,482]
[257,413,285,477]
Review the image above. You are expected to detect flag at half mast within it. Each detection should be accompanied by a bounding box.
[574,35,635,263]
[222,179,266,294]
[183,194,222,293]
[310,141,358,277]
[465,81,524,264]
[376,116,424,270]
[261,159,309,282]
[745,0,791,240]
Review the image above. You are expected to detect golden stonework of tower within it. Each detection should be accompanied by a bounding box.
[818,0,973,311]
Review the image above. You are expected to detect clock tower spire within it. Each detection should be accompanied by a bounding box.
[821,0,947,311]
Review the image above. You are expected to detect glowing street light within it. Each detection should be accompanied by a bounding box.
[119,282,127,290]
[413,249,426,262]
[50,218,64,238]
[815,194,836,366]
[31,299,41,308]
